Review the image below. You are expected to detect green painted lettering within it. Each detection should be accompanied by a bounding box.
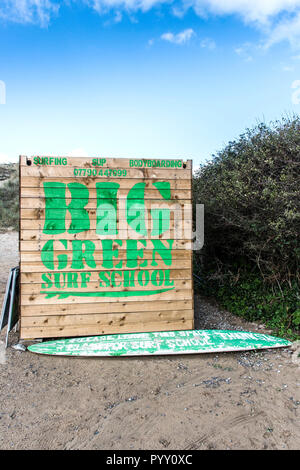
[41,239,68,270]
[80,272,91,288]
[41,273,53,289]
[111,271,122,287]
[151,269,164,286]
[126,240,147,268]
[101,240,123,269]
[137,270,149,287]
[67,272,78,288]
[43,182,90,234]
[99,271,111,287]
[71,240,96,269]
[123,270,135,287]
[164,269,174,286]
[151,239,174,267]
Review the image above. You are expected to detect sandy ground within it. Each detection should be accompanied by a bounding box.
[0,232,299,450]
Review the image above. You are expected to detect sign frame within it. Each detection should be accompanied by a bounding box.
[19,156,194,339]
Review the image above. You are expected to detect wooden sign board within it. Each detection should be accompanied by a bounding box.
[19,156,194,339]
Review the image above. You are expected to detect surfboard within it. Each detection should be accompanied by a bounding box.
[27,329,291,357]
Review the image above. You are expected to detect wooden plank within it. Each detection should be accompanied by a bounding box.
[20,318,194,339]
[20,176,192,190]
[20,299,193,316]
[20,239,193,251]
[20,249,191,262]
[20,187,192,200]
[19,240,192,256]
[21,268,191,283]
[20,197,191,209]
[20,206,192,220]
[20,237,194,251]
[21,279,192,295]
[20,219,193,231]
[20,259,191,273]
[20,231,193,244]
[20,166,191,179]
[21,258,192,272]
[21,309,194,327]
[20,156,192,170]
[21,288,193,305]
[20,232,192,243]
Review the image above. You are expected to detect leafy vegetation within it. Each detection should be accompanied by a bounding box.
[0,163,19,231]
[193,117,300,339]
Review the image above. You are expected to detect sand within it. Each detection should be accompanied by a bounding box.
[0,232,299,450]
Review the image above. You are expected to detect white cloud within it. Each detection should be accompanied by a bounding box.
[192,1,300,50]
[291,79,300,103]
[193,0,300,24]
[263,11,300,49]
[234,42,254,62]
[171,4,185,18]
[86,0,300,25]
[200,37,216,49]
[2,0,300,50]
[86,0,168,14]
[282,64,295,71]
[161,28,195,44]
[0,0,59,26]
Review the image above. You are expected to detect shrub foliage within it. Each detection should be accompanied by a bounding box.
[0,164,19,231]
[193,117,300,337]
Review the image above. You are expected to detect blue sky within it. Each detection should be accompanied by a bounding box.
[0,1,300,168]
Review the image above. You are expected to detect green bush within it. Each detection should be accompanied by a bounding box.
[197,266,300,340]
[0,165,19,230]
[193,116,300,338]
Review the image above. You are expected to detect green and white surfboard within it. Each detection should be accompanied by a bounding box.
[27,329,291,357]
